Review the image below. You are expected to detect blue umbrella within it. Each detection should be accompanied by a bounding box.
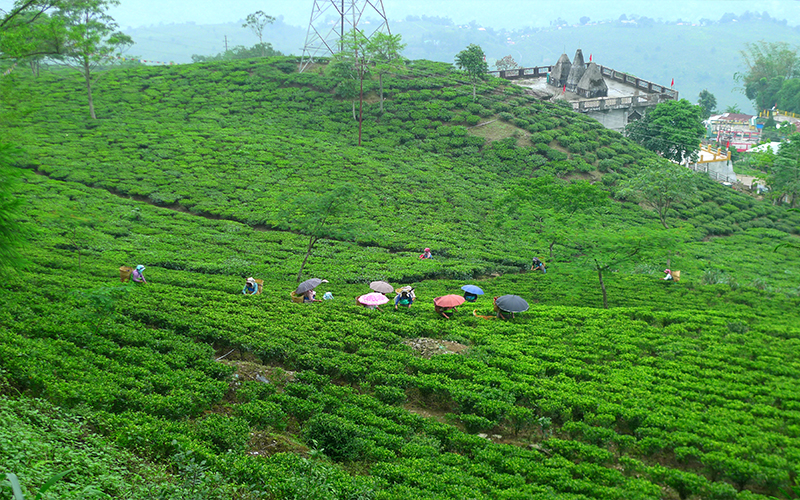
[461,285,484,295]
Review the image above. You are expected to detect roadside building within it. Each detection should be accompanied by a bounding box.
[686,144,737,183]
[707,113,761,152]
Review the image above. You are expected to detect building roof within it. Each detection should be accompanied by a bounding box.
[710,113,755,122]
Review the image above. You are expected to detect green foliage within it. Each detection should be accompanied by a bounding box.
[737,41,800,111]
[50,0,133,119]
[0,143,26,273]
[620,159,698,229]
[698,89,717,119]
[454,44,488,100]
[626,99,705,163]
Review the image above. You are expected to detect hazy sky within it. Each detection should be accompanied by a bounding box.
[2,1,795,29]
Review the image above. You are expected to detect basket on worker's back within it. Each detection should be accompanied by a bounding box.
[254,279,263,295]
[119,266,133,282]
[672,271,681,282]
[290,291,304,303]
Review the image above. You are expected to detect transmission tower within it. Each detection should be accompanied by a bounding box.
[299,0,391,72]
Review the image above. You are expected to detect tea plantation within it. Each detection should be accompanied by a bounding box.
[1,56,799,499]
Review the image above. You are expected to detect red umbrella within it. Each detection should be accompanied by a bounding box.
[434,295,465,308]
[357,293,390,306]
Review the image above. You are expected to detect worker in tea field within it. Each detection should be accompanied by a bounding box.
[531,257,546,273]
[420,247,433,259]
[242,277,259,295]
[394,287,415,310]
[131,265,147,284]
[303,289,322,302]
[663,269,673,281]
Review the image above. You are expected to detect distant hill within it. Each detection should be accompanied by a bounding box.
[123,12,800,115]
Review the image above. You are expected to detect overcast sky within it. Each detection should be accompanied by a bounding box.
[3,1,796,30]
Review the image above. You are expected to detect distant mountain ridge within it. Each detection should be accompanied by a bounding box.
[123,13,800,114]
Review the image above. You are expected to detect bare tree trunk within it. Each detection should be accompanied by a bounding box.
[358,64,364,146]
[595,261,608,309]
[549,240,555,260]
[379,73,384,113]
[296,236,317,282]
[472,82,476,101]
[82,59,96,120]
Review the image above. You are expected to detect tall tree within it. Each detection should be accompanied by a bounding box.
[625,99,705,164]
[50,0,132,119]
[454,43,488,101]
[769,133,800,207]
[619,159,698,229]
[697,89,717,119]
[365,32,405,113]
[565,223,648,309]
[280,184,361,283]
[241,10,275,58]
[736,41,800,110]
[330,29,370,145]
[501,176,609,259]
[0,0,61,62]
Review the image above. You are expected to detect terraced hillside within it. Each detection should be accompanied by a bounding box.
[1,57,799,499]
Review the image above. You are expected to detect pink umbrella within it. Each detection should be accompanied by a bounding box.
[434,295,465,308]
[357,293,390,306]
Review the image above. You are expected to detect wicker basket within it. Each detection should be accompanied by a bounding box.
[119,266,133,282]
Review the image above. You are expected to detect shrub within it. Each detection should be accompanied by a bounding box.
[236,400,288,430]
[303,414,366,461]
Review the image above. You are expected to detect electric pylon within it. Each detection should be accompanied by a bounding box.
[299,0,391,72]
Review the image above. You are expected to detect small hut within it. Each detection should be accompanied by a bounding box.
[550,53,571,88]
[577,62,608,98]
[565,49,586,93]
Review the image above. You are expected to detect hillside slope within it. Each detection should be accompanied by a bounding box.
[1,57,799,499]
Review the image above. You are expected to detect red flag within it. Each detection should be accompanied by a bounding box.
[671,78,674,87]
[563,85,566,93]
[589,54,592,62]
[726,141,730,149]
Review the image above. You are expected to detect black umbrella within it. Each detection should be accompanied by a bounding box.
[296,278,328,294]
[495,294,529,313]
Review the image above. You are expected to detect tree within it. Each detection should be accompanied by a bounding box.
[454,43,488,101]
[365,32,405,113]
[768,133,800,207]
[619,159,698,229]
[281,184,360,282]
[494,55,519,72]
[697,89,717,119]
[625,99,705,164]
[330,29,371,145]
[0,0,61,64]
[736,41,800,110]
[724,103,742,114]
[501,176,609,259]
[775,78,800,113]
[50,0,132,119]
[241,10,275,58]
[565,223,648,309]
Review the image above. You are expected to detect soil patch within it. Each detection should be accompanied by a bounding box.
[402,337,469,358]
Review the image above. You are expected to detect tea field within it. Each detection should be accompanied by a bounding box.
[1,56,799,499]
